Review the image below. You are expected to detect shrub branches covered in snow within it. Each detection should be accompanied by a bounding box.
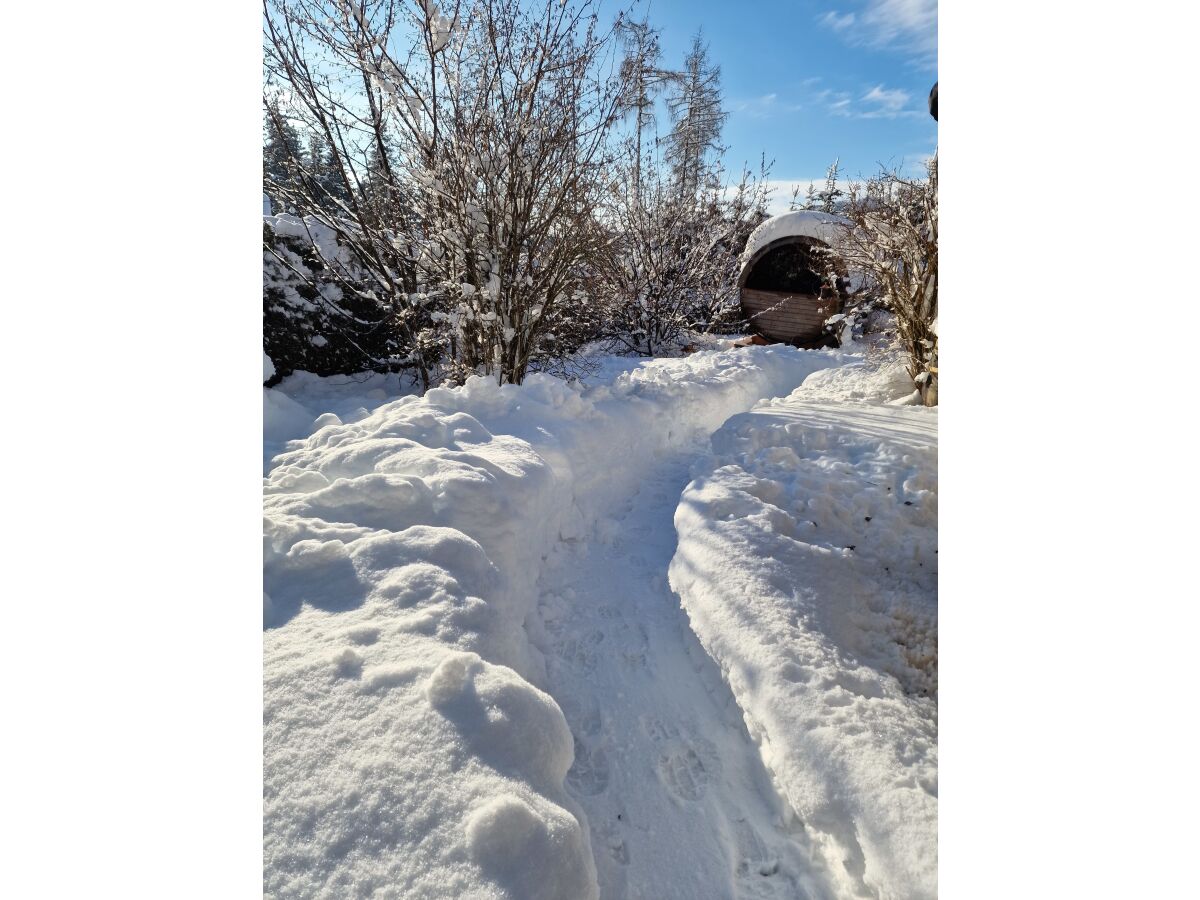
[836,156,939,404]
[263,213,441,380]
[264,0,631,386]
[595,152,769,355]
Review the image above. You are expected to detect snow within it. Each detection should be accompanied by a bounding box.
[262,386,318,456]
[264,212,349,265]
[738,210,853,275]
[670,359,937,899]
[262,370,420,473]
[263,345,936,898]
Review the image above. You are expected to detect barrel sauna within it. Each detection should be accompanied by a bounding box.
[737,211,851,346]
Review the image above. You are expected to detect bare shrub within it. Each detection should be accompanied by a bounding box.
[837,155,938,404]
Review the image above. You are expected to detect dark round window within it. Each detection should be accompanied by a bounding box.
[743,239,829,295]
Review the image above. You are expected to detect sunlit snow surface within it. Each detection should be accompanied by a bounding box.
[672,361,937,899]
[263,345,935,899]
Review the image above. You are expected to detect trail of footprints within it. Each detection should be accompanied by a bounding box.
[544,481,798,898]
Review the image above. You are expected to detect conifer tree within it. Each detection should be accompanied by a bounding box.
[359,134,399,228]
[665,33,726,201]
[817,157,843,213]
[263,103,306,211]
[308,133,351,213]
[617,17,672,202]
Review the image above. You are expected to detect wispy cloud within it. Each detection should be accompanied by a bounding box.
[859,84,917,118]
[819,10,856,32]
[810,83,919,119]
[731,92,803,119]
[818,0,937,69]
[812,87,854,116]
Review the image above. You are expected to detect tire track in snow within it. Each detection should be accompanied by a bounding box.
[531,453,835,900]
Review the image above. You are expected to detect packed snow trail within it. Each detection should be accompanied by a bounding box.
[530,453,830,900]
[262,346,933,899]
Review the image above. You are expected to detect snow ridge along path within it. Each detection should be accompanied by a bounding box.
[671,365,938,899]
[263,346,932,899]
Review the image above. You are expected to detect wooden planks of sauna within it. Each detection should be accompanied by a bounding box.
[741,287,838,342]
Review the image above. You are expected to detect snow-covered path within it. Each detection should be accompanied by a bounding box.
[262,347,934,899]
[532,453,828,900]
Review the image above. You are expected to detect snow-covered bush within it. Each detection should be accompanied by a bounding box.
[836,156,938,404]
[263,214,442,381]
[595,156,768,355]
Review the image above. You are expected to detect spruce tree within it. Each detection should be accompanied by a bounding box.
[818,158,843,213]
[665,33,726,201]
[263,104,306,212]
[617,17,670,202]
[309,134,350,214]
[359,133,409,230]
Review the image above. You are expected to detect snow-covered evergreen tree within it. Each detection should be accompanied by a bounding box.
[665,33,726,201]
[617,17,673,204]
[817,157,843,213]
[308,133,351,214]
[263,104,306,211]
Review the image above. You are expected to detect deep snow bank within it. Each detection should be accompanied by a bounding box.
[263,370,420,473]
[263,346,851,898]
[669,359,937,900]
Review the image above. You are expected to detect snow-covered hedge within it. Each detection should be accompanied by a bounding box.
[263,214,420,382]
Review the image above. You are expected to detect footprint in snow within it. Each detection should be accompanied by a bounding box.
[732,816,780,879]
[615,621,650,670]
[566,735,610,797]
[591,816,630,867]
[657,744,719,802]
[554,629,605,671]
[642,715,722,802]
[557,695,604,737]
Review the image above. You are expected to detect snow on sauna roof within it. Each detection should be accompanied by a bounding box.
[739,210,852,275]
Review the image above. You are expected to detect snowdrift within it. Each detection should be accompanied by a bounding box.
[263,346,849,898]
[670,361,938,900]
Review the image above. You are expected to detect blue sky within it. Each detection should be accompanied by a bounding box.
[628,0,937,211]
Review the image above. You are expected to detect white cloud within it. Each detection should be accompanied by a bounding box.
[809,83,918,119]
[818,0,937,68]
[812,87,854,116]
[863,84,910,110]
[859,84,916,118]
[819,11,856,32]
[732,92,803,119]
